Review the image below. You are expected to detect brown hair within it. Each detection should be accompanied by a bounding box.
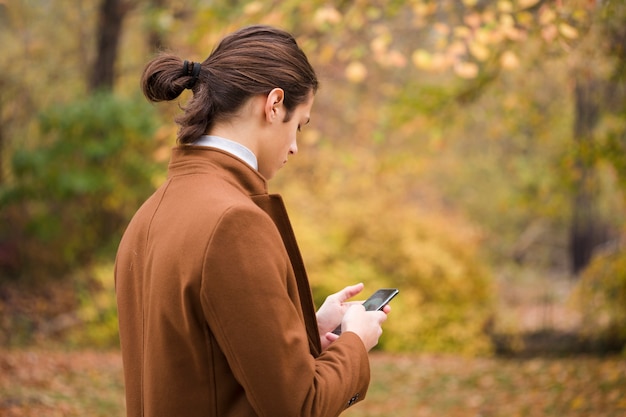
[140,25,319,144]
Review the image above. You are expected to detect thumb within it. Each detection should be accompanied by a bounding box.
[338,282,364,303]
[325,332,340,343]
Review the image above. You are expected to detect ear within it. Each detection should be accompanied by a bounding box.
[264,88,285,123]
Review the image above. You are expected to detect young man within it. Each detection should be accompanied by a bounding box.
[115,25,390,417]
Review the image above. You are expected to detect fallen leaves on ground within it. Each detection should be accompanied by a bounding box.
[1,349,625,417]
[0,350,123,417]
[347,352,626,417]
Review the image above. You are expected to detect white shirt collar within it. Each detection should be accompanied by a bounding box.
[193,135,258,170]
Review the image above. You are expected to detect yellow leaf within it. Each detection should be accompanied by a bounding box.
[539,8,556,25]
[448,41,467,57]
[366,6,382,20]
[387,50,407,68]
[345,61,367,83]
[464,13,482,28]
[371,35,390,55]
[504,26,526,41]
[431,53,450,71]
[518,0,541,8]
[454,61,479,79]
[469,43,490,61]
[313,5,342,27]
[412,49,432,69]
[498,1,514,13]
[517,11,534,26]
[570,395,585,410]
[500,50,519,70]
[243,1,263,15]
[412,3,432,17]
[454,26,472,39]
[559,23,579,39]
[482,10,497,24]
[413,50,450,72]
[475,28,491,45]
[500,14,515,28]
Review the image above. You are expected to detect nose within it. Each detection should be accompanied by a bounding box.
[289,142,298,155]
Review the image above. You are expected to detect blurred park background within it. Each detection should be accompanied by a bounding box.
[1,0,625,415]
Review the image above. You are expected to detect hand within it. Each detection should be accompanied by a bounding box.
[316,283,364,348]
[340,304,389,351]
[320,304,391,350]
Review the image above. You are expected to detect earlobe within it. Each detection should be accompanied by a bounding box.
[265,88,285,122]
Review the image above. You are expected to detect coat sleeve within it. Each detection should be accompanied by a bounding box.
[200,205,370,417]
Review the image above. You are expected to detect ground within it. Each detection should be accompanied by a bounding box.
[1,266,623,416]
[1,349,625,417]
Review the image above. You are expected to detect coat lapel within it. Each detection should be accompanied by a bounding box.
[252,194,322,357]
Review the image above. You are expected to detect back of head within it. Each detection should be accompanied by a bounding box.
[140,25,318,144]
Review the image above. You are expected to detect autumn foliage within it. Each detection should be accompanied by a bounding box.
[0,0,625,356]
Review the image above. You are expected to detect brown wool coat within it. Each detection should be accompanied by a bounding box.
[115,147,370,417]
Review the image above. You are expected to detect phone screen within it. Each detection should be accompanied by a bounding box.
[362,289,399,311]
[331,288,399,335]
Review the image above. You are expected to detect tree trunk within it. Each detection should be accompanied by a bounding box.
[89,0,130,91]
[569,75,606,274]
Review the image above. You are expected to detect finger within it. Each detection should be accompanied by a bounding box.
[338,283,364,302]
[381,304,391,314]
[376,311,388,323]
[324,332,340,343]
[347,304,366,313]
[343,301,364,307]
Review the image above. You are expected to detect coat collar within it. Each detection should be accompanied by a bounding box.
[167,145,268,196]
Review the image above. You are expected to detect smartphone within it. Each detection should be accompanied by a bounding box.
[332,288,399,335]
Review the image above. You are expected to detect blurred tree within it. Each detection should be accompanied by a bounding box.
[350,0,624,273]
[0,93,163,280]
[570,75,607,274]
[89,0,133,91]
[567,0,626,274]
[1,0,624,352]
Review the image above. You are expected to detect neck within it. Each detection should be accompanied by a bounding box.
[207,95,267,156]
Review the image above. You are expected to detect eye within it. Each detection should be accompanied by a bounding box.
[298,118,310,133]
